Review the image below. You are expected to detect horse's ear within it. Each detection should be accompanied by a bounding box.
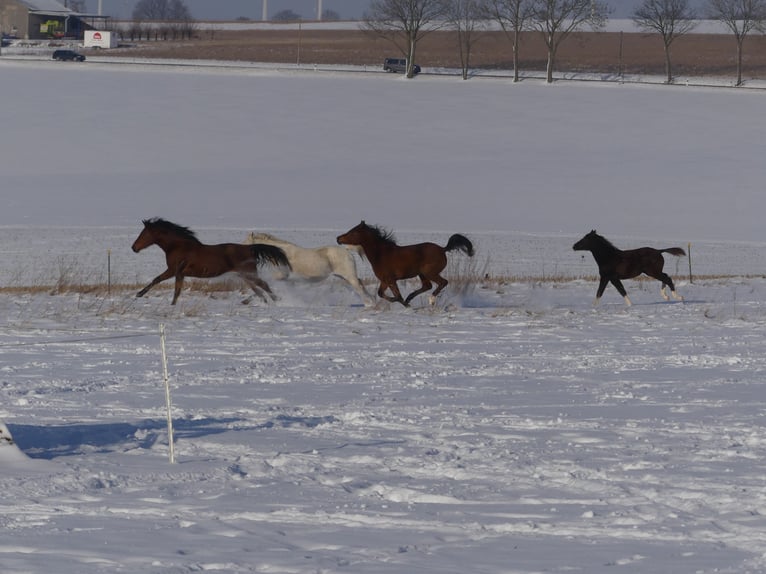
[361,220,365,224]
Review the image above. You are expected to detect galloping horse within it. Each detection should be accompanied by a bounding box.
[337,221,474,307]
[573,230,686,306]
[245,232,375,306]
[131,218,290,305]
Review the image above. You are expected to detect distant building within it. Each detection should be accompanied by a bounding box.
[0,0,107,40]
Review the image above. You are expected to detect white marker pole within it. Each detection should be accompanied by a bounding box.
[159,323,176,463]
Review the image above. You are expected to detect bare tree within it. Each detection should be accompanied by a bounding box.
[178,18,197,39]
[363,0,449,78]
[708,0,766,86]
[484,0,535,82]
[633,0,697,84]
[132,0,192,21]
[532,0,609,83]
[273,9,302,21]
[444,0,489,79]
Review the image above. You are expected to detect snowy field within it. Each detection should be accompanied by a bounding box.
[2,59,766,574]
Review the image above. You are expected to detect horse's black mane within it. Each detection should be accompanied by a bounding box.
[587,230,618,252]
[365,222,398,246]
[143,217,201,243]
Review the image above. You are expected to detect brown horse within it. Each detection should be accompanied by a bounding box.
[337,221,474,307]
[573,230,685,306]
[131,218,290,305]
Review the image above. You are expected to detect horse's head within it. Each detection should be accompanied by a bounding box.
[132,218,199,252]
[132,219,157,252]
[337,221,369,247]
[573,230,599,252]
[337,221,395,248]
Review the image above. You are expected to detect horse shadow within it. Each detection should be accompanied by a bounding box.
[8,414,337,459]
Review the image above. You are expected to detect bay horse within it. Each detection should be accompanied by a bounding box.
[245,232,375,307]
[336,221,474,307]
[131,218,290,305]
[573,230,685,306]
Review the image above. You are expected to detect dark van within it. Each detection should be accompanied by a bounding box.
[383,58,421,74]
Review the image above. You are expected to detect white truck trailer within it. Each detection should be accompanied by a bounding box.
[83,30,116,49]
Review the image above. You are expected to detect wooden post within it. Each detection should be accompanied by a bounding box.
[159,324,176,463]
[107,249,111,295]
[618,31,623,80]
[687,242,693,284]
[297,19,302,66]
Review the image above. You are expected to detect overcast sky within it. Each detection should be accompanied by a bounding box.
[83,0,652,20]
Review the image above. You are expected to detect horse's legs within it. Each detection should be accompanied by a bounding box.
[253,277,278,301]
[378,281,406,306]
[430,276,448,298]
[593,277,609,305]
[650,272,683,302]
[594,276,631,306]
[331,255,375,306]
[429,276,449,305]
[336,272,375,306]
[171,275,184,305]
[405,274,449,306]
[404,276,434,306]
[137,268,174,299]
[610,278,632,306]
[170,263,190,305]
[239,273,275,303]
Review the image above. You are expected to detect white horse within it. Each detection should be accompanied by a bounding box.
[246,232,375,306]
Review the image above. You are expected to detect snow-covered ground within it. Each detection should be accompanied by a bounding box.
[2,59,766,574]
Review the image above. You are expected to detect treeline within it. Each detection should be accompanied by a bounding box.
[364,0,765,85]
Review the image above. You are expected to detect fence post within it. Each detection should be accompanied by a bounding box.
[107,249,111,295]
[687,242,693,284]
[159,323,176,463]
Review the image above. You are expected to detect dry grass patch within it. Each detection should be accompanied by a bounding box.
[1,273,761,300]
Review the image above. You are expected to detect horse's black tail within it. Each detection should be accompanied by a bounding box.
[250,244,292,270]
[662,247,686,257]
[445,234,474,257]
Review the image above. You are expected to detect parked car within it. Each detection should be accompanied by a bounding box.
[383,58,421,75]
[52,49,86,62]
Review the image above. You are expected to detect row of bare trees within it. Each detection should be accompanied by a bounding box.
[363,0,766,85]
[108,20,197,42]
[635,0,766,84]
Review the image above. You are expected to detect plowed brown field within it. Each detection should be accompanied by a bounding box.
[102,28,766,81]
